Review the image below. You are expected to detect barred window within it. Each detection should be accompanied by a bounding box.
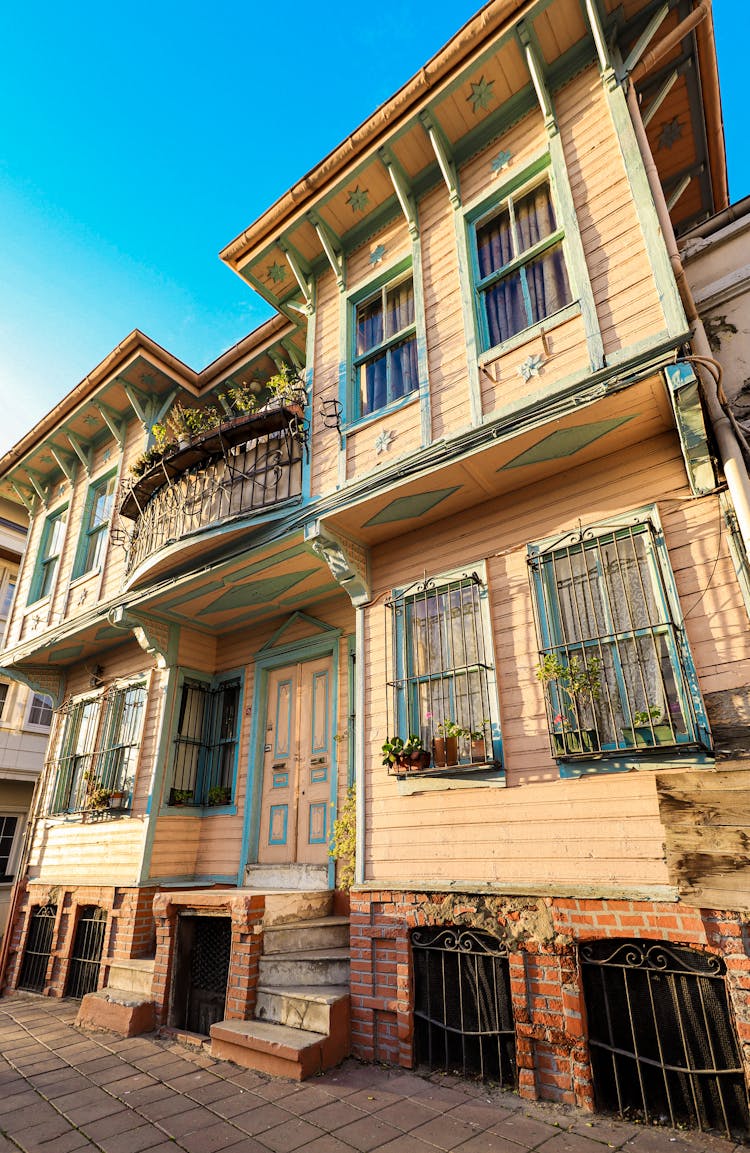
[386,572,499,773]
[529,518,711,763]
[47,684,146,814]
[169,676,240,806]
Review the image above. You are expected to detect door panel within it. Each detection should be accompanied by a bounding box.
[258,655,334,866]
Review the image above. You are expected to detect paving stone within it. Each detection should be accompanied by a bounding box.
[333,1116,404,1152]
[135,1093,192,1122]
[259,1118,327,1153]
[156,1105,220,1138]
[452,1133,530,1153]
[52,1085,115,1112]
[183,1078,240,1105]
[251,1079,301,1102]
[180,1120,263,1153]
[163,1069,218,1092]
[372,1098,440,1132]
[293,1138,358,1153]
[78,1107,140,1140]
[304,1100,370,1132]
[410,1112,481,1149]
[447,1101,516,1130]
[97,1124,170,1153]
[373,1136,443,1153]
[223,1068,270,1091]
[64,1097,131,1126]
[35,1131,98,1153]
[211,1090,268,1119]
[2,1102,61,1136]
[536,1134,618,1153]
[406,1082,474,1111]
[280,1086,341,1116]
[231,1102,294,1136]
[9,1113,77,1150]
[491,1112,562,1146]
[110,1072,160,1099]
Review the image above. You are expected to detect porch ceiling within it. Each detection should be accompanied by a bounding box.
[323,371,674,546]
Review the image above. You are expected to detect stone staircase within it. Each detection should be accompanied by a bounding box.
[210,890,351,1079]
[76,957,156,1037]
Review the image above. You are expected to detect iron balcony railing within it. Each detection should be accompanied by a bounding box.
[117,408,305,576]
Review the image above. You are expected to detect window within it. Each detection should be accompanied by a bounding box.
[471,168,572,351]
[353,269,418,419]
[27,693,53,728]
[47,684,146,814]
[30,507,67,603]
[386,571,498,772]
[74,473,116,578]
[0,683,8,722]
[169,676,241,806]
[0,569,16,618]
[529,517,710,763]
[0,815,19,881]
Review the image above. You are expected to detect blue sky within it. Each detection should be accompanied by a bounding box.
[1,2,746,458]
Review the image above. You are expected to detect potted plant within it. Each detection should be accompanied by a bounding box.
[623,704,673,747]
[265,365,306,414]
[381,735,430,772]
[86,785,112,811]
[470,721,490,763]
[207,785,232,806]
[109,790,128,810]
[536,652,602,755]
[220,384,259,416]
[169,787,194,807]
[433,720,469,767]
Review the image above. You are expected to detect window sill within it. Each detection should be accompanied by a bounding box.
[69,569,101,589]
[397,764,505,794]
[478,301,581,367]
[557,745,713,779]
[23,594,51,615]
[344,389,420,434]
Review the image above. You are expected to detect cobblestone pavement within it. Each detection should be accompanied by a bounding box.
[0,995,742,1153]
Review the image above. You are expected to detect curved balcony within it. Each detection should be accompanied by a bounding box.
[118,408,304,579]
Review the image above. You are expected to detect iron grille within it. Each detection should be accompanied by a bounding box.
[411,926,516,1085]
[529,520,709,759]
[386,573,498,775]
[170,679,240,805]
[179,916,231,1035]
[124,426,303,575]
[65,906,107,999]
[580,939,750,1140]
[17,904,57,992]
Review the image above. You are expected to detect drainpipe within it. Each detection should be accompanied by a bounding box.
[630,2,709,84]
[625,81,750,555]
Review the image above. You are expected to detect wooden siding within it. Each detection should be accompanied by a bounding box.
[362,431,750,889]
[28,818,147,887]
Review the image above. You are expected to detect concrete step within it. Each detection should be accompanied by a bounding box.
[255,985,349,1034]
[76,989,155,1038]
[105,959,155,998]
[211,1003,350,1080]
[260,890,333,928]
[258,947,350,988]
[245,863,329,891]
[262,916,350,955]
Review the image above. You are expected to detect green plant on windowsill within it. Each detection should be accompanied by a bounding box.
[624,703,673,748]
[329,784,356,891]
[169,788,194,806]
[536,652,602,755]
[86,785,112,811]
[219,384,259,416]
[265,364,306,409]
[207,785,231,807]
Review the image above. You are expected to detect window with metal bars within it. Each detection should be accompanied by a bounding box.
[528,516,711,764]
[386,571,500,773]
[169,675,241,806]
[47,683,146,814]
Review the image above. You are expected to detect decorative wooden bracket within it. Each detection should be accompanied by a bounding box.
[123,384,151,430]
[10,482,35,516]
[49,448,77,485]
[305,522,371,606]
[107,607,173,669]
[517,22,557,135]
[25,470,49,506]
[280,241,315,312]
[642,68,680,127]
[0,665,66,708]
[309,211,346,291]
[281,338,305,372]
[380,147,419,239]
[582,0,617,88]
[622,2,670,77]
[420,111,461,209]
[96,403,127,449]
[66,433,93,474]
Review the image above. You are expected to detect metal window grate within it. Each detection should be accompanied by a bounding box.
[171,679,240,805]
[580,939,750,1140]
[411,926,516,1085]
[173,915,232,1035]
[386,573,497,774]
[17,904,57,992]
[65,906,107,999]
[529,521,707,758]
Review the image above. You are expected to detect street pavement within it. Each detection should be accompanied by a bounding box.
[0,995,741,1153]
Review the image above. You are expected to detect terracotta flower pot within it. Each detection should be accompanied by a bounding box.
[433,736,458,766]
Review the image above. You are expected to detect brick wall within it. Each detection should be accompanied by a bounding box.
[350,889,750,1110]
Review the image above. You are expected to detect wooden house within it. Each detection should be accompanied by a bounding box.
[2,0,750,1134]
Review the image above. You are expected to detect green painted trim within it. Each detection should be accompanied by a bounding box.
[28,503,69,607]
[547,125,605,371]
[453,211,482,427]
[71,467,118,582]
[138,663,180,884]
[303,299,316,504]
[343,390,420,436]
[604,81,686,339]
[337,285,348,491]
[478,300,580,363]
[411,230,432,448]
[259,610,341,654]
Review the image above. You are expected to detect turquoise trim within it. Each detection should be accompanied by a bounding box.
[273,772,289,789]
[343,390,420,435]
[478,301,580,364]
[268,804,288,846]
[560,750,714,780]
[28,503,69,606]
[71,468,117,582]
[411,231,432,447]
[308,802,328,845]
[138,663,179,882]
[311,669,330,754]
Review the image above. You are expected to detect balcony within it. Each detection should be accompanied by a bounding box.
[118,408,305,578]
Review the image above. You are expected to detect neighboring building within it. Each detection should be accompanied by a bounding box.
[2,0,750,1137]
[0,499,51,940]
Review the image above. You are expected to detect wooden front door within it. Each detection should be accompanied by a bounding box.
[258,656,334,865]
